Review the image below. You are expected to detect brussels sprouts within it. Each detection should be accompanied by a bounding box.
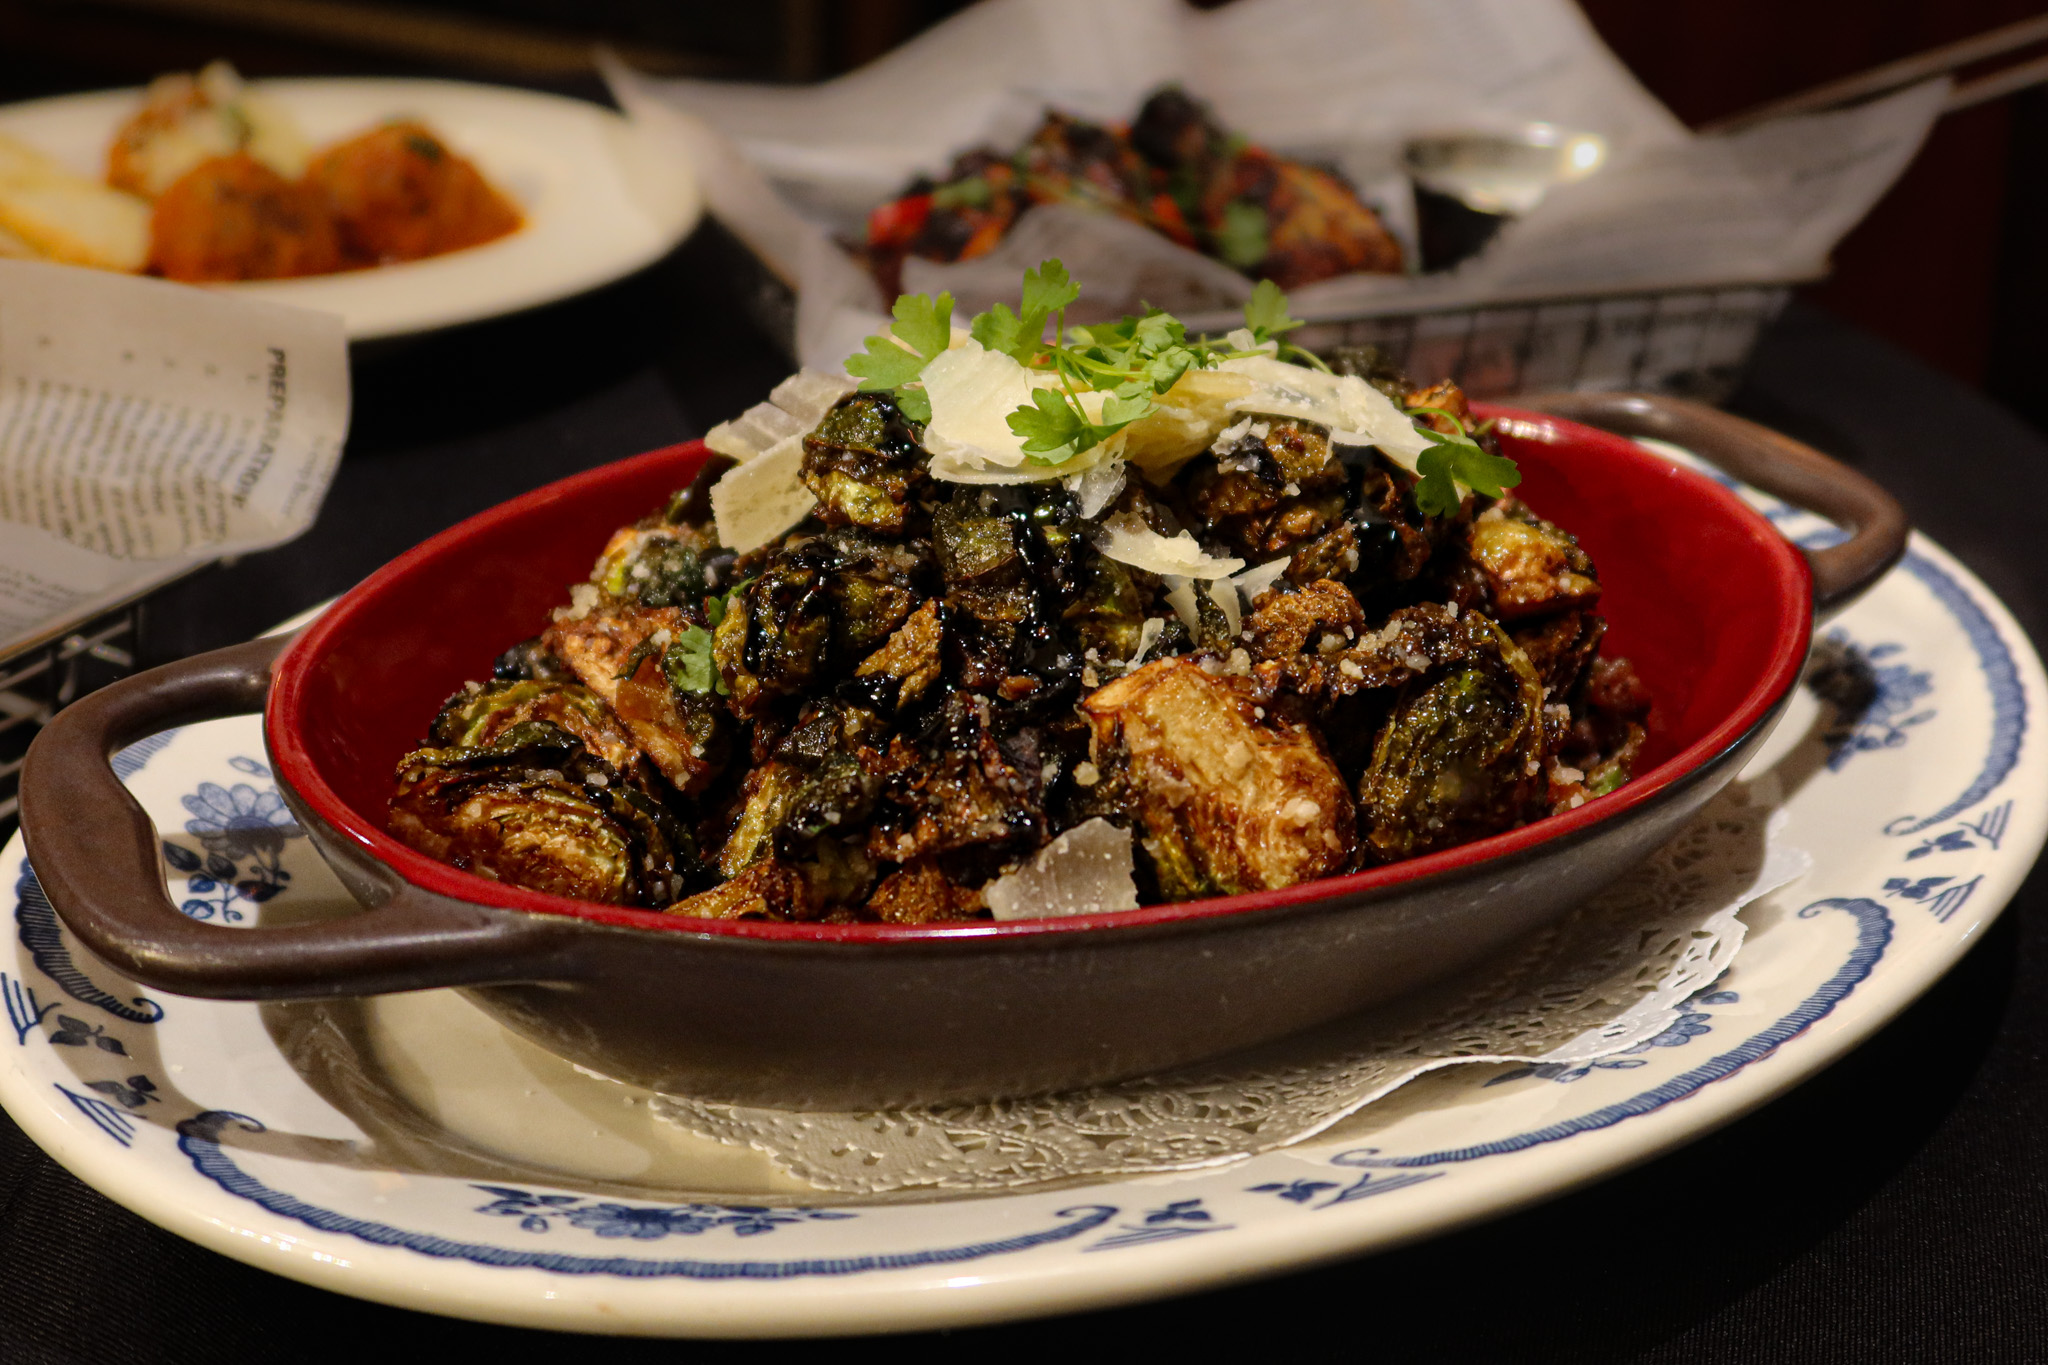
[491,637,575,683]
[800,392,928,533]
[715,528,930,713]
[1082,658,1355,900]
[1355,614,1549,861]
[429,678,642,777]
[1185,417,1348,560]
[389,721,694,906]
[1464,500,1601,621]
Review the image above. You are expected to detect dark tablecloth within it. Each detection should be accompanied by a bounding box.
[4,232,2044,1362]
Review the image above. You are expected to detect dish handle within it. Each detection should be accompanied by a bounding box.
[18,633,585,999]
[1517,392,1909,619]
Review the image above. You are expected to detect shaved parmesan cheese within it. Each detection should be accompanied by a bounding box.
[1129,615,1166,667]
[984,818,1140,921]
[1094,513,1244,579]
[705,402,804,463]
[921,338,1038,471]
[1121,369,1259,477]
[769,370,856,427]
[1063,456,1127,517]
[705,370,855,462]
[1163,574,1200,631]
[1218,355,1431,469]
[710,434,815,552]
[1229,556,1292,608]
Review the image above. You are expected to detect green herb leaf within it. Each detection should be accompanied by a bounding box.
[894,387,933,425]
[969,259,1079,362]
[1243,278,1303,341]
[845,290,954,418]
[1411,428,1521,518]
[1019,258,1081,320]
[1008,388,1090,460]
[663,625,721,695]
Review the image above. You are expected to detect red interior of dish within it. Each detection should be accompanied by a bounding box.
[269,408,1811,941]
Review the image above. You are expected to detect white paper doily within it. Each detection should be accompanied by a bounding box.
[652,778,1809,1193]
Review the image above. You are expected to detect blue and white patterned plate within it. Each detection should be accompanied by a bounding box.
[2,511,2042,1336]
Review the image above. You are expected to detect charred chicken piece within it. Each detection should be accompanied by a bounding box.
[1082,657,1355,900]
[1132,86,1401,287]
[390,720,692,907]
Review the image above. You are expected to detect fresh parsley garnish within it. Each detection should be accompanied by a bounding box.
[969,258,1080,361]
[1407,406,1520,518]
[843,262,1513,499]
[845,290,954,424]
[663,579,751,697]
[1243,278,1303,344]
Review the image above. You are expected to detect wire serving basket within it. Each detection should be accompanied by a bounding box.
[1276,283,1793,404]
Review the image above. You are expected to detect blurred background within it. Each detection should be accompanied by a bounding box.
[0,0,2043,431]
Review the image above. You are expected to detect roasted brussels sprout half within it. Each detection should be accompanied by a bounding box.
[390,721,694,907]
[800,392,928,533]
[1464,499,1601,621]
[714,527,929,715]
[429,678,643,777]
[1355,613,1550,862]
[1083,658,1354,899]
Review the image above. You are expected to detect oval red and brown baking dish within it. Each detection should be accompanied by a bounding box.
[19,393,1906,1109]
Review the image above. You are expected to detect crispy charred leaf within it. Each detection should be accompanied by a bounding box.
[1565,655,1652,797]
[389,720,695,907]
[1184,417,1347,561]
[1081,657,1355,900]
[1464,499,1601,621]
[866,860,988,924]
[1062,550,1149,663]
[1511,609,1607,700]
[544,604,729,795]
[492,637,574,683]
[865,690,1044,865]
[1355,612,1550,862]
[664,859,810,920]
[1288,450,1448,599]
[800,392,929,534]
[934,485,1086,706]
[718,761,806,878]
[615,535,709,609]
[429,679,643,777]
[855,598,945,711]
[714,528,930,716]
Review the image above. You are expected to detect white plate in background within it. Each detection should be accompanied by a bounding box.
[0,79,701,341]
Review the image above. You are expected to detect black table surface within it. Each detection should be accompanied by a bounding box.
[4,234,2046,1362]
